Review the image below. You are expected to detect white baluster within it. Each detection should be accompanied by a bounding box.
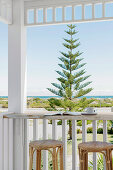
[93,120,97,170]
[43,119,48,170]
[0,118,4,170]
[4,118,9,170]
[33,119,39,170]
[52,120,57,140]
[9,119,13,170]
[103,120,107,170]
[82,120,87,142]
[33,119,39,140]
[24,119,29,170]
[72,120,77,170]
[103,120,107,142]
[62,120,67,170]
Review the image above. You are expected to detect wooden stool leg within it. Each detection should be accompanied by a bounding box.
[109,150,113,170]
[29,147,33,170]
[84,152,88,170]
[36,150,41,170]
[79,149,84,170]
[56,148,59,170]
[52,148,56,170]
[79,148,82,170]
[60,147,63,170]
[106,150,111,170]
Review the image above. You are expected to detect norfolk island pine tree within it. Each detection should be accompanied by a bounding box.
[47,24,93,139]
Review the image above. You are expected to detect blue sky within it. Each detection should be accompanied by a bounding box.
[0,21,113,96]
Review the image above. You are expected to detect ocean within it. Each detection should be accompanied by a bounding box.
[0,96,113,99]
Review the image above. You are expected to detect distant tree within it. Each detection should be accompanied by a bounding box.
[47,24,93,139]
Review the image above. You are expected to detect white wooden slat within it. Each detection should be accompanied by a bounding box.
[9,119,13,170]
[33,119,39,170]
[0,118,4,170]
[33,119,39,140]
[103,120,107,170]
[82,120,87,142]
[82,4,85,20]
[103,120,107,142]
[53,7,55,22]
[92,3,94,19]
[52,120,57,140]
[72,120,77,170]
[43,8,46,23]
[24,119,29,170]
[4,118,9,170]
[62,120,67,170]
[72,5,75,21]
[34,8,36,24]
[102,3,105,17]
[93,120,97,170]
[43,119,48,170]
[62,6,65,22]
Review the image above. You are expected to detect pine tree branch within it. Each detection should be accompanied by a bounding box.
[67,24,76,29]
[74,88,93,98]
[59,57,69,63]
[74,81,92,90]
[74,69,86,79]
[56,71,66,78]
[51,83,64,90]
[47,88,60,96]
[65,30,78,35]
[74,75,91,84]
[63,38,79,44]
[57,77,67,84]
[63,42,80,50]
[58,64,67,70]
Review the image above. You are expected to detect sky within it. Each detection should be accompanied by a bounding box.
[0,21,113,96]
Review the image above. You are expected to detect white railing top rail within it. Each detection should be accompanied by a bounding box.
[3,111,113,120]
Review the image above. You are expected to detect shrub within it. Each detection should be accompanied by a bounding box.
[97,128,103,134]
[87,127,93,133]
[77,129,82,134]
[108,128,113,134]
[77,120,82,126]
[57,120,62,125]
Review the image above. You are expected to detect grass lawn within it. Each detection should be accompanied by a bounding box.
[67,134,113,155]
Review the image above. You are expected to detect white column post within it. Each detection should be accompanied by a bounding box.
[8,0,27,170]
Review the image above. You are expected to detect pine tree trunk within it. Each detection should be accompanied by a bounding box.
[68,120,72,140]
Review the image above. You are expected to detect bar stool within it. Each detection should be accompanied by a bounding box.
[78,141,113,170]
[29,139,64,170]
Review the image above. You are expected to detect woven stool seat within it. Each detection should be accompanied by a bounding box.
[29,139,64,170]
[78,141,113,170]
[78,141,113,152]
[29,139,63,150]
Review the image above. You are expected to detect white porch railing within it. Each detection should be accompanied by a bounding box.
[0,108,113,170]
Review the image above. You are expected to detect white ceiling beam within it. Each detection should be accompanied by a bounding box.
[0,0,12,24]
[24,0,112,9]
